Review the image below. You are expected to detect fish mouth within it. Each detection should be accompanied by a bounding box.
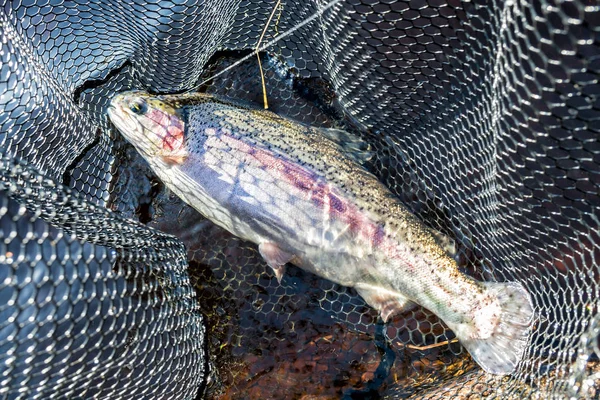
[106,104,123,127]
[106,103,132,133]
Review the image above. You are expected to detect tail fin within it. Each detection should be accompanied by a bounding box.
[460,282,534,375]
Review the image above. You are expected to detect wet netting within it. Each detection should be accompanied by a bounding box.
[0,0,598,399]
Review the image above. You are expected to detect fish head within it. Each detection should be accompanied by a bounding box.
[108,90,188,164]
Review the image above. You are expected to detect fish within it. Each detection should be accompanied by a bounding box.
[108,90,534,375]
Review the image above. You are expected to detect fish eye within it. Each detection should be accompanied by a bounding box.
[128,98,148,115]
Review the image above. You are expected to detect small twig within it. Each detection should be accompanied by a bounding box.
[255,0,282,109]
[256,54,269,109]
[399,338,460,351]
[190,0,343,92]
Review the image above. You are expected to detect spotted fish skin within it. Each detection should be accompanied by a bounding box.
[108,90,534,375]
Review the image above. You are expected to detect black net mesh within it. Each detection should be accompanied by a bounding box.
[0,0,598,398]
[0,156,205,399]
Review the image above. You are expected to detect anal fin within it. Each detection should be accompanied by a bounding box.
[258,242,294,283]
[355,285,416,322]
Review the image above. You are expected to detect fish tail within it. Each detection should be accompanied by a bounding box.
[460,282,534,375]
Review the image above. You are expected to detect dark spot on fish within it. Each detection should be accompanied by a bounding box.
[328,193,346,213]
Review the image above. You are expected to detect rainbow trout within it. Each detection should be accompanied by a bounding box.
[108,91,534,375]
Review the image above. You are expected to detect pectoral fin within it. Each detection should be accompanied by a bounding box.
[355,284,416,322]
[258,242,294,283]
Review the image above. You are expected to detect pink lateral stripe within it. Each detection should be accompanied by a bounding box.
[214,129,410,265]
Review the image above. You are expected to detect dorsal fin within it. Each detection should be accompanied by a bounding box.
[314,127,374,165]
[428,228,456,258]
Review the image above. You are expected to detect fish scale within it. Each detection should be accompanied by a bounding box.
[108,90,534,376]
